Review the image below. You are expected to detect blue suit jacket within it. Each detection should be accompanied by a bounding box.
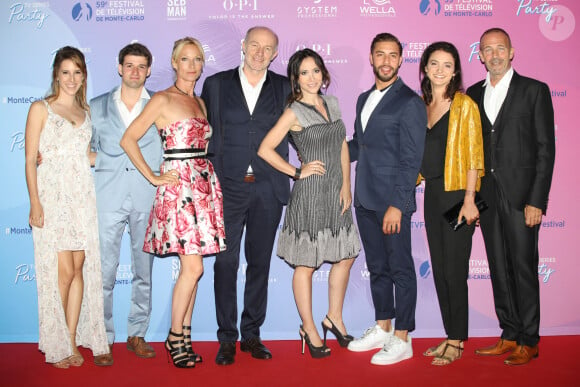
[90,87,162,213]
[348,78,426,214]
[201,68,291,204]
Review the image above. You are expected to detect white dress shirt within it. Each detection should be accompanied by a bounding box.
[238,65,267,174]
[113,86,150,128]
[483,67,514,125]
[238,64,267,115]
[360,84,391,132]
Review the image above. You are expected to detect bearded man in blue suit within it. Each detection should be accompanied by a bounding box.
[347,33,426,366]
[90,43,162,365]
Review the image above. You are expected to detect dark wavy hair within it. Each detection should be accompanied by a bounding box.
[419,41,463,105]
[118,42,152,67]
[286,48,330,105]
[46,46,88,109]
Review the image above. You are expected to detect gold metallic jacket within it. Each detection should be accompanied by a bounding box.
[419,92,485,191]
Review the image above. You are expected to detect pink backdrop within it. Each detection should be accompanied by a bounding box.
[0,0,578,342]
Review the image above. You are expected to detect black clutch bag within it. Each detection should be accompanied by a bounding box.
[443,193,488,231]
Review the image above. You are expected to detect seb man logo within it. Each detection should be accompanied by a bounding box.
[223,0,258,11]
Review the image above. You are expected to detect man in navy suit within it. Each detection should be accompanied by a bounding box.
[347,33,426,365]
[201,26,290,365]
[467,28,555,365]
[90,43,162,365]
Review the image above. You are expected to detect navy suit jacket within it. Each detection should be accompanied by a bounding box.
[90,87,162,213]
[201,68,291,204]
[348,78,426,214]
[466,71,555,213]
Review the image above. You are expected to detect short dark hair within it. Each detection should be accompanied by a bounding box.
[370,33,402,56]
[286,48,331,105]
[419,41,463,105]
[118,42,152,67]
[480,27,512,48]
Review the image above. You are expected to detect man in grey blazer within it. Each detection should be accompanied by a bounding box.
[90,43,161,365]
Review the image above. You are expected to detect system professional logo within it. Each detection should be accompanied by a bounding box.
[72,2,92,21]
[419,0,442,16]
[297,0,338,18]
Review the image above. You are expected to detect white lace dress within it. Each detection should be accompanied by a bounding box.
[32,101,109,363]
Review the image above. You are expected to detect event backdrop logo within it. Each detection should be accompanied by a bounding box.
[403,42,429,64]
[72,2,92,21]
[223,0,258,11]
[419,260,431,279]
[297,0,338,18]
[7,2,50,29]
[360,0,396,17]
[536,3,576,42]
[419,0,442,16]
[422,0,493,17]
[210,0,275,20]
[516,0,557,22]
[167,0,187,21]
[15,263,36,284]
[10,131,25,152]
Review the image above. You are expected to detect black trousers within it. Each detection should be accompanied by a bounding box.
[213,179,283,342]
[424,177,475,341]
[479,174,541,347]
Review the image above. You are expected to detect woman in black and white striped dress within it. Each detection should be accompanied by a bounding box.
[258,49,360,358]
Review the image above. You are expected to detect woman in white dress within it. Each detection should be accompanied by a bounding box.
[25,46,109,368]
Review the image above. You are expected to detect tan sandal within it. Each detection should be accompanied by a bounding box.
[431,342,464,366]
[52,358,70,369]
[423,339,447,357]
[68,350,84,367]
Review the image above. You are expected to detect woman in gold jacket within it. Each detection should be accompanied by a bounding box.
[418,41,484,365]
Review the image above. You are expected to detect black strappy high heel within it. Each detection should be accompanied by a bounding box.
[299,325,331,359]
[165,330,195,368]
[183,325,203,363]
[321,315,354,348]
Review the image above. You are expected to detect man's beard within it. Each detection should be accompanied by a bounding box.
[373,64,399,84]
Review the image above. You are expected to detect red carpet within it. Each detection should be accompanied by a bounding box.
[1,336,576,387]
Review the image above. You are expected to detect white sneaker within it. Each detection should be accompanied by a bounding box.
[347,324,393,352]
[371,335,413,365]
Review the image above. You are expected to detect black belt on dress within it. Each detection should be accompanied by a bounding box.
[164,148,206,161]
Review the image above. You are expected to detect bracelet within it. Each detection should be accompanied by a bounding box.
[465,190,476,197]
[294,167,301,180]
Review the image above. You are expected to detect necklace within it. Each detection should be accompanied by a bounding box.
[174,82,194,97]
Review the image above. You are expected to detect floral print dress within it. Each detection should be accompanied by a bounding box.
[143,117,226,256]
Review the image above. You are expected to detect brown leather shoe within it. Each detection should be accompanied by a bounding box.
[127,336,156,358]
[504,345,538,365]
[94,345,113,366]
[475,339,517,356]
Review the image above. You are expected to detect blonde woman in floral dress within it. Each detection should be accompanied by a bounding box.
[121,37,226,368]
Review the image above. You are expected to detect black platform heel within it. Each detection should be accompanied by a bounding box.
[321,315,354,348]
[183,325,203,363]
[165,330,195,368]
[299,325,330,359]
